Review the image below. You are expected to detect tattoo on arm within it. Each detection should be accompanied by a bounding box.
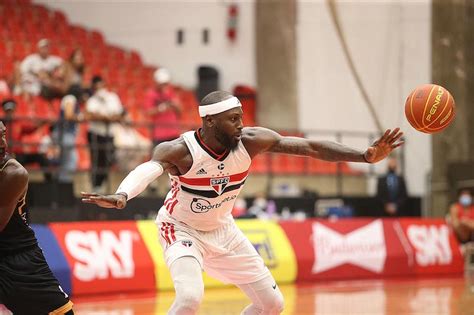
[272,138,365,162]
[310,140,366,162]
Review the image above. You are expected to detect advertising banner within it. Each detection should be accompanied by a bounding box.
[398,218,464,275]
[49,221,155,295]
[280,218,463,281]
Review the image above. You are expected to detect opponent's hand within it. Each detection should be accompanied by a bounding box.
[364,128,404,163]
[81,192,127,209]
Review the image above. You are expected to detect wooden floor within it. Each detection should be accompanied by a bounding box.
[69,275,474,315]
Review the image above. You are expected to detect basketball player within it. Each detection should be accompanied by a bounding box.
[0,121,74,314]
[82,91,403,315]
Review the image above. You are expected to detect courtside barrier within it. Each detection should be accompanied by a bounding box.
[279,218,463,281]
[49,221,156,295]
[31,217,463,296]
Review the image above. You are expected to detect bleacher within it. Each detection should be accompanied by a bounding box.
[0,0,360,178]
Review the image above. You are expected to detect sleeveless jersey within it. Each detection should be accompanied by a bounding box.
[0,157,38,255]
[163,130,251,231]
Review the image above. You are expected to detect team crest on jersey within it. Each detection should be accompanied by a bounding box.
[210,177,230,195]
[182,240,193,247]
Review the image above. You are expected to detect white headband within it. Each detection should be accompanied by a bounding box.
[199,96,241,117]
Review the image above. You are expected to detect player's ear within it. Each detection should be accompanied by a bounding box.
[204,115,215,128]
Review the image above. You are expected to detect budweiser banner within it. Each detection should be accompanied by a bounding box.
[280,218,463,281]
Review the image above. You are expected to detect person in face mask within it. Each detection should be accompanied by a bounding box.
[449,188,474,243]
[376,156,408,216]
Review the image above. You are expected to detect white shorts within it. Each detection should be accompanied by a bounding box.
[156,207,271,285]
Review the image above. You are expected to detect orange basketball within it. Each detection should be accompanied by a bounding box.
[404,84,455,134]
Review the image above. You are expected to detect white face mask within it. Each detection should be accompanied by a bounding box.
[459,194,472,207]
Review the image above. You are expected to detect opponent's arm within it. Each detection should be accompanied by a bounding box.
[0,163,28,232]
[81,140,183,209]
[244,127,403,163]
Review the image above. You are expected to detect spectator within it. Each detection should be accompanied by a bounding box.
[19,39,63,98]
[85,76,124,191]
[42,62,69,100]
[448,188,474,243]
[376,156,408,216]
[53,91,85,183]
[143,68,181,146]
[113,122,152,172]
[63,49,85,95]
[0,98,53,181]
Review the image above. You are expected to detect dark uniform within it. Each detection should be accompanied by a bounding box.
[0,157,73,315]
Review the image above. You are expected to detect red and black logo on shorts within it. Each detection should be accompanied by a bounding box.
[182,240,193,247]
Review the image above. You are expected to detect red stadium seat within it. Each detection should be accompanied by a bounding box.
[90,30,105,47]
[249,154,269,174]
[128,50,142,66]
[52,10,68,26]
[33,4,50,23]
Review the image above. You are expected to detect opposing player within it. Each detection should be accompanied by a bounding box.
[82,91,403,315]
[0,121,74,314]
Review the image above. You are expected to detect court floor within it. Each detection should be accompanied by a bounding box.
[70,275,474,315]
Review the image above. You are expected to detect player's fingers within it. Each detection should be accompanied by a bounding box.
[380,129,391,142]
[391,141,405,148]
[81,192,100,197]
[389,131,403,144]
[385,128,400,142]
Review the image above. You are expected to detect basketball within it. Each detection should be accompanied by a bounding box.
[404,84,456,134]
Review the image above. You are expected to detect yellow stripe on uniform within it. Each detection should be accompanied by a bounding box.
[49,301,74,315]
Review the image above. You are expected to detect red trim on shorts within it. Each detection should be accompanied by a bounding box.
[161,223,172,245]
[169,223,176,242]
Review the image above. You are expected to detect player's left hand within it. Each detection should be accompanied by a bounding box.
[81,192,127,209]
[364,128,404,163]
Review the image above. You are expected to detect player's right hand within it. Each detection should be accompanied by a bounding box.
[81,192,127,209]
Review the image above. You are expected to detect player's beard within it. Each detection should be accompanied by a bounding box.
[215,125,239,151]
[0,148,6,163]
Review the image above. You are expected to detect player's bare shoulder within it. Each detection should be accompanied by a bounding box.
[241,127,281,158]
[0,159,29,194]
[152,136,193,175]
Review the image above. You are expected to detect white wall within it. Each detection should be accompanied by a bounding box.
[35,0,256,92]
[297,0,432,195]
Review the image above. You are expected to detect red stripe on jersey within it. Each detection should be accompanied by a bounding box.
[178,169,249,186]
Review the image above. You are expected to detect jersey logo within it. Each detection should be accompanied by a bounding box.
[196,168,207,175]
[218,163,225,170]
[210,176,230,195]
[182,240,193,247]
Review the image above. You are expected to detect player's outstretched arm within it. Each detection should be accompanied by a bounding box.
[243,127,403,163]
[0,161,28,231]
[81,139,184,209]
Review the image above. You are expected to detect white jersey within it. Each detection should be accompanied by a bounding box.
[162,130,251,231]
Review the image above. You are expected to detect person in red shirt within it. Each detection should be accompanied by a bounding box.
[143,68,181,146]
[449,188,474,243]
